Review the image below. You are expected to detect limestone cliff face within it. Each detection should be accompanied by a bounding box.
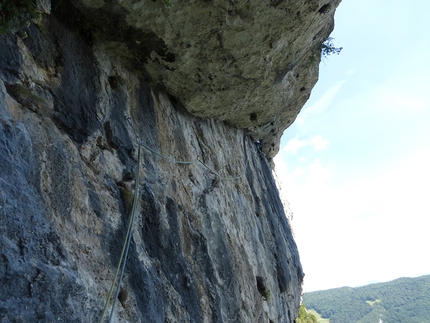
[0,1,338,322]
[61,0,340,157]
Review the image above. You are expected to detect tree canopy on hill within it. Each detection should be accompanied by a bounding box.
[297,304,318,323]
[302,275,430,323]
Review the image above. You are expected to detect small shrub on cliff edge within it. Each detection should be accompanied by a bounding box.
[306,37,342,68]
[321,37,343,59]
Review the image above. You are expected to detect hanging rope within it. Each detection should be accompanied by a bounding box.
[98,145,141,323]
[98,117,252,322]
[125,117,248,181]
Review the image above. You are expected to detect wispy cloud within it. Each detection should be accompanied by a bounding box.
[282,135,329,154]
[274,147,430,292]
[297,80,346,123]
[283,137,308,154]
[310,135,329,151]
[276,0,430,293]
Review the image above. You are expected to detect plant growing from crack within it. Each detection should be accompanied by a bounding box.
[256,276,272,301]
[306,37,342,68]
[321,37,342,59]
[164,0,173,8]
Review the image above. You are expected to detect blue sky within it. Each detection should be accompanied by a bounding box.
[274,1,430,292]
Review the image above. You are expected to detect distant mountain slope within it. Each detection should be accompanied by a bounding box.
[302,275,430,323]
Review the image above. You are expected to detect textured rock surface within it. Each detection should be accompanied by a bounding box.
[65,0,340,157]
[0,8,307,322]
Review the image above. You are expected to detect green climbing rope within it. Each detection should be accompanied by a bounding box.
[97,118,252,321]
[98,145,141,323]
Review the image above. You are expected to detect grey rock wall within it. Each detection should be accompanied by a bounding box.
[66,0,341,157]
[0,8,304,323]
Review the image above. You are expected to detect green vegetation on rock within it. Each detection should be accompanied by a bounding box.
[303,275,430,323]
[321,37,342,59]
[0,0,38,34]
[297,304,319,323]
[308,309,330,323]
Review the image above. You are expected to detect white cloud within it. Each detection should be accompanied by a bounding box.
[310,135,329,151]
[297,80,345,123]
[275,147,430,292]
[283,136,308,154]
[282,135,330,154]
[277,0,430,293]
[305,158,332,185]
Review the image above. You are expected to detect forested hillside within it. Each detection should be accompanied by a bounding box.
[302,275,430,323]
